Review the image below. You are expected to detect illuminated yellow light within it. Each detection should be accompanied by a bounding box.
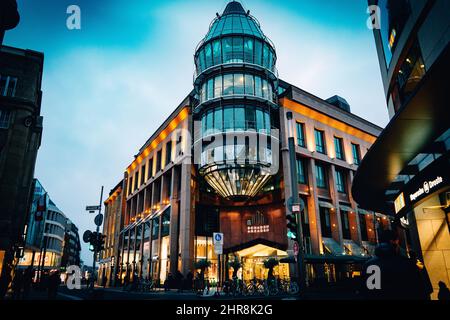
[281,98,377,144]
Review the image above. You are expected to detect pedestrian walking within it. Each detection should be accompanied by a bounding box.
[362,229,427,300]
[409,251,433,299]
[12,269,24,300]
[438,281,450,301]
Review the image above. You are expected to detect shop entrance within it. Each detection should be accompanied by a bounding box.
[230,244,290,282]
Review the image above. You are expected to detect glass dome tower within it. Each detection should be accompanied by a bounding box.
[193,1,279,200]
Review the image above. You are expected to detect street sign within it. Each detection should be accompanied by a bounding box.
[86,205,100,211]
[83,230,92,243]
[292,205,300,212]
[94,214,103,226]
[213,232,223,255]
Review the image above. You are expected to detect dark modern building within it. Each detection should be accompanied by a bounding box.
[61,219,82,268]
[112,1,388,288]
[0,0,19,45]
[353,0,450,299]
[0,46,44,286]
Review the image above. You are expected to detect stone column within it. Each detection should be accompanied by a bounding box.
[169,166,181,274]
[179,162,193,276]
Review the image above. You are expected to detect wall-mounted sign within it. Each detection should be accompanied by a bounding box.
[394,193,405,214]
[409,176,444,202]
[213,232,223,255]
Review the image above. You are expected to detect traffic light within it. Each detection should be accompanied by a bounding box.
[286,214,298,240]
[97,233,106,252]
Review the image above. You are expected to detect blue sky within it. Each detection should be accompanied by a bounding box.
[4,0,388,265]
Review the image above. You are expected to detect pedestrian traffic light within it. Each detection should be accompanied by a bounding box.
[286,214,298,240]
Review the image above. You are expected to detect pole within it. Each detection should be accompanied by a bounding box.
[286,111,307,294]
[91,186,103,288]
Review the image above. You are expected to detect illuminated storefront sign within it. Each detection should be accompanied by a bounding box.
[394,192,405,214]
[409,176,444,202]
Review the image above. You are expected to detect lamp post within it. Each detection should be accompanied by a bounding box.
[286,111,307,293]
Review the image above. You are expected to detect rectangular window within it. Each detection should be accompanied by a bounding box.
[161,208,170,237]
[256,109,264,133]
[359,214,368,241]
[134,172,139,190]
[232,37,244,63]
[244,74,254,95]
[0,109,11,129]
[335,169,346,193]
[334,137,344,160]
[234,106,245,131]
[296,122,305,147]
[314,129,326,154]
[212,39,221,65]
[156,150,162,172]
[320,207,332,238]
[204,43,213,69]
[234,73,244,95]
[147,158,153,180]
[254,40,262,65]
[245,106,255,130]
[224,107,233,132]
[315,163,327,189]
[151,218,160,240]
[165,141,172,166]
[222,37,233,63]
[262,79,269,99]
[243,37,254,63]
[214,107,223,133]
[341,211,351,240]
[296,158,307,184]
[207,78,214,100]
[0,75,18,97]
[223,74,233,96]
[214,75,222,97]
[254,76,262,97]
[141,165,146,186]
[351,143,361,165]
[262,43,269,69]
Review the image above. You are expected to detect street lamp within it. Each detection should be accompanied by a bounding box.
[286,111,307,293]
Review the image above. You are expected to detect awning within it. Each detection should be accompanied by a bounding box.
[322,237,344,256]
[357,208,372,215]
[318,201,334,209]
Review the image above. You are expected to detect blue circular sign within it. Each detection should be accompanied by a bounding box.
[215,233,222,242]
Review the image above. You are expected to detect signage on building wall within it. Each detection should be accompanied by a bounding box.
[213,232,223,255]
[246,211,270,234]
[393,155,449,217]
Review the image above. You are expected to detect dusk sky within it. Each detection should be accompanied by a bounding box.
[4,0,389,265]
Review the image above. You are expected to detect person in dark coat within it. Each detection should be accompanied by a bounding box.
[409,251,433,299]
[361,229,427,300]
[12,269,24,300]
[186,270,194,291]
[438,281,450,301]
[47,270,60,299]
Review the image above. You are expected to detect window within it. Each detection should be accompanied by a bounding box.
[128,177,133,195]
[224,107,234,132]
[262,44,269,69]
[134,172,139,190]
[359,214,368,241]
[198,50,206,73]
[204,43,213,69]
[156,150,162,172]
[244,74,254,95]
[212,39,221,65]
[296,122,305,147]
[0,109,11,129]
[234,73,244,95]
[243,37,254,63]
[314,129,326,154]
[254,77,262,97]
[245,106,255,130]
[151,218,159,239]
[232,37,244,63]
[165,141,172,165]
[397,42,426,103]
[147,158,153,180]
[335,169,346,193]
[296,158,307,184]
[315,163,327,189]
[214,107,223,133]
[161,208,170,237]
[222,37,233,63]
[351,143,361,165]
[254,40,262,65]
[207,78,214,100]
[334,137,344,160]
[341,211,351,240]
[214,75,222,97]
[140,165,146,186]
[0,75,18,97]
[234,106,245,131]
[223,74,233,96]
[320,206,332,238]
[256,108,264,133]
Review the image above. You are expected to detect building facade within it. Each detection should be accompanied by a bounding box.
[99,180,124,287]
[61,219,81,268]
[113,1,388,287]
[0,45,44,283]
[353,0,450,299]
